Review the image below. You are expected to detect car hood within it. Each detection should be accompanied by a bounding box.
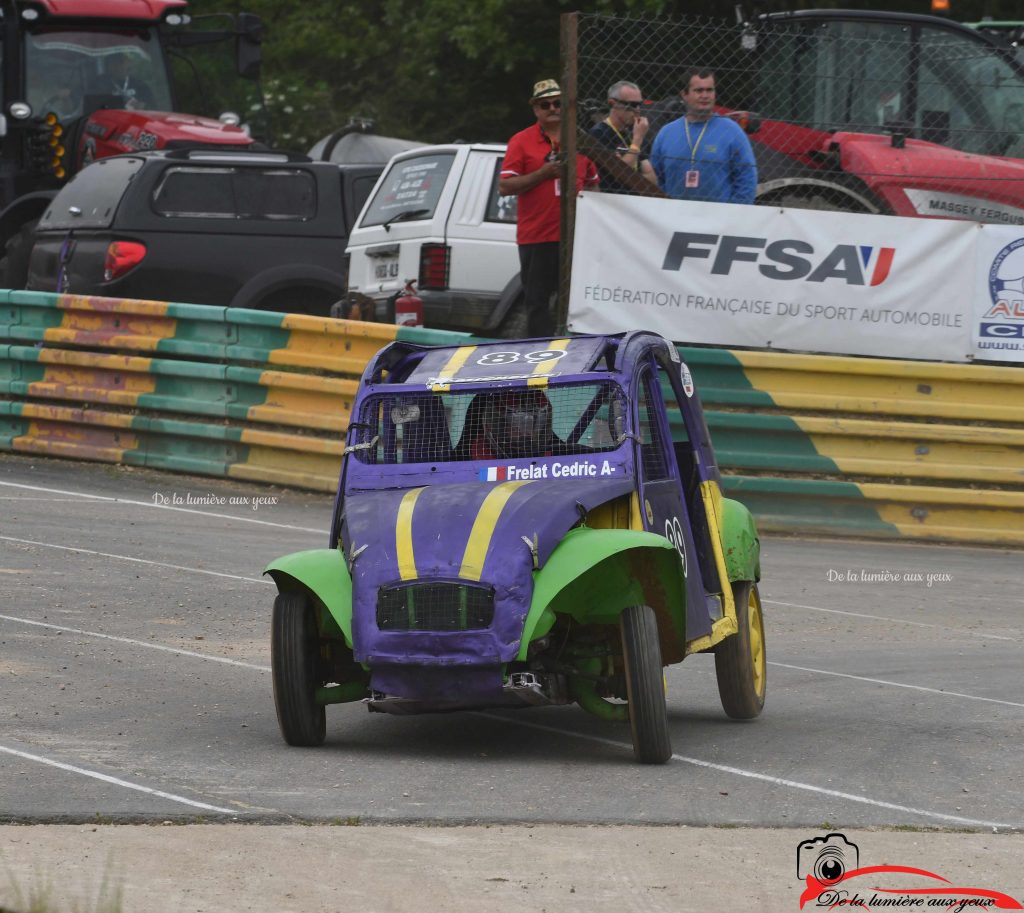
[343,477,634,666]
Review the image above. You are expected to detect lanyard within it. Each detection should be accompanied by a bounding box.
[604,118,638,171]
[539,123,559,156]
[683,117,710,164]
[604,118,631,149]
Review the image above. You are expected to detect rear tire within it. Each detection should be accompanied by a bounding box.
[714,582,766,720]
[272,591,326,746]
[256,286,342,317]
[620,605,672,764]
[497,298,529,339]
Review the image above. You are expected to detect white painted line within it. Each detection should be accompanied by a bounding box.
[0,743,238,814]
[763,598,1017,642]
[0,614,271,673]
[769,661,1024,708]
[0,535,274,586]
[0,480,323,534]
[478,714,1020,831]
[0,497,110,502]
[13,607,1014,710]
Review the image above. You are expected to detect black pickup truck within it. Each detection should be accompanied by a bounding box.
[27,149,385,316]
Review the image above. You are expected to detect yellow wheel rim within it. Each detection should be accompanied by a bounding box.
[748,586,766,698]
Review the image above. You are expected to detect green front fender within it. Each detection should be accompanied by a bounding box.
[721,498,761,583]
[518,527,687,663]
[265,548,353,647]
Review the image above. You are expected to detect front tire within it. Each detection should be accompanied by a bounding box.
[620,605,672,764]
[272,591,326,746]
[714,582,766,720]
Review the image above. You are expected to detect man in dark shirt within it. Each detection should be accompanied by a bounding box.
[589,80,657,194]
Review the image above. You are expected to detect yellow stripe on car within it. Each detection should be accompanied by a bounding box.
[684,480,739,654]
[528,337,570,381]
[432,345,478,391]
[459,481,532,581]
[395,487,428,580]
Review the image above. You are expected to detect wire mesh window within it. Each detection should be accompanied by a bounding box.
[352,382,626,465]
[637,370,669,481]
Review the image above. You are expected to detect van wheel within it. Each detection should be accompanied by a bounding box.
[498,298,529,339]
[1,221,39,290]
[621,605,672,764]
[272,592,326,746]
[714,582,766,720]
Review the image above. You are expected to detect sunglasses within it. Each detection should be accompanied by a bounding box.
[612,98,643,111]
[535,98,561,110]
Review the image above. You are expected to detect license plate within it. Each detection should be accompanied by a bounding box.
[374,258,400,280]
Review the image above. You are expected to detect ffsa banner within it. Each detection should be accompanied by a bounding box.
[569,194,977,362]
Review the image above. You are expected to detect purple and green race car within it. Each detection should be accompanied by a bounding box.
[266,332,764,764]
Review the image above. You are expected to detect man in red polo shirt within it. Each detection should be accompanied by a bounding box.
[499,79,599,337]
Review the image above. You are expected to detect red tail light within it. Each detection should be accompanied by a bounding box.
[103,241,147,281]
[418,243,450,290]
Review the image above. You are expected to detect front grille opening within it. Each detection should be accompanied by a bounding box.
[377,582,495,632]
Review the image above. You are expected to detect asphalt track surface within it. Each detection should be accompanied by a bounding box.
[1,454,1022,831]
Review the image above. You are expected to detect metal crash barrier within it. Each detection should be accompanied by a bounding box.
[2,290,1022,546]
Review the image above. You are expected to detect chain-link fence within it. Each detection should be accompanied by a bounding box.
[556,9,1024,326]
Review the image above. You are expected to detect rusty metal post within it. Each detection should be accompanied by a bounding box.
[556,11,579,335]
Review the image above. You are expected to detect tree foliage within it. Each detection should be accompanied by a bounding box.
[195,0,1024,150]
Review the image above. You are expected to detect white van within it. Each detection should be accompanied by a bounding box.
[345,143,525,336]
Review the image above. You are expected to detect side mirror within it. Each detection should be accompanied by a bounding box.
[236,13,263,80]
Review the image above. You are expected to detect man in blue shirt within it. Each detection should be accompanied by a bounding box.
[650,68,757,204]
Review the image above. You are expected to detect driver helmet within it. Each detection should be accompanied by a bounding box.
[484,389,553,458]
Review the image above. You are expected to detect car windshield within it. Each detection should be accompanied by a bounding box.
[25,26,172,121]
[358,152,455,227]
[354,382,626,465]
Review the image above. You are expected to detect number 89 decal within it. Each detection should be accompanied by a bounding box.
[476,349,568,366]
[663,516,687,575]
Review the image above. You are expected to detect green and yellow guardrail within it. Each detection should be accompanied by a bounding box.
[2,290,1022,546]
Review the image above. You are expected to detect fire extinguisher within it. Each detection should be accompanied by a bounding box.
[394,280,424,327]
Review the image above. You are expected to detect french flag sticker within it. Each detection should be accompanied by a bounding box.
[479,466,507,482]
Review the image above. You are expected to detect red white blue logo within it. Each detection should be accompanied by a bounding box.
[859,245,896,287]
[479,466,507,482]
[987,236,1024,316]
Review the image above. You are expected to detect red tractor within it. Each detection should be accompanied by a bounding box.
[632,9,1024,224]
[0,0,267,286]
[743,9,1024,222]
